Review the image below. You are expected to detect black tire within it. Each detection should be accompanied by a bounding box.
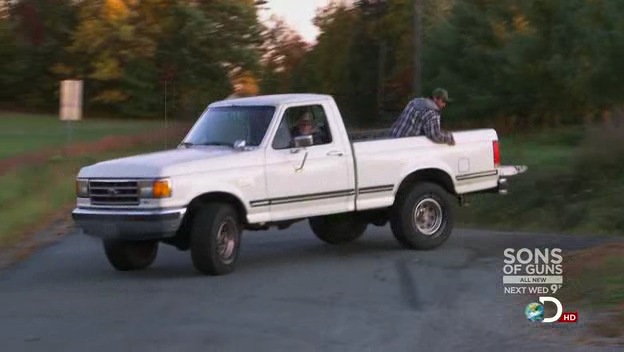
[190,203,241,276]
[103,239,158,271]
[390,182,455,250]
[309,213,368,244]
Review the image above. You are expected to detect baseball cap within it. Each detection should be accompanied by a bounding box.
[432,88,452,103]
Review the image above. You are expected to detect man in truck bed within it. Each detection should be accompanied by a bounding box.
[390,88,456,146]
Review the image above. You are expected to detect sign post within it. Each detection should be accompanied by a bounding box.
[60,80,83,155]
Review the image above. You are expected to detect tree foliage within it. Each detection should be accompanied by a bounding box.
[262,0,624,128]
[0,0,78,108]
[2,0,624,127]
[1,0,262,118]
[259,16,309,94]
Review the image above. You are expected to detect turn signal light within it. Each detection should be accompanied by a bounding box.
[152,179,172,198]
[139,179,172,198]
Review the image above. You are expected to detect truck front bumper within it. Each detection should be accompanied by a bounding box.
[72,207,187,240]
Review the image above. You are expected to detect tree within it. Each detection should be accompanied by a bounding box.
[259,15,309,94]
[68,0,264,117]
[0,0,79,108]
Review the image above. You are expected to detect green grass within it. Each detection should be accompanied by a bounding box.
[563,257,624,308]
[0,112,168,159]
[0,144,163,246]
[458,124,624,236]
[558,251,624,338]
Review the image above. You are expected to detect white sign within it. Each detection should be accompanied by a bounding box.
[60,80,83,121]
[502,247,564,295]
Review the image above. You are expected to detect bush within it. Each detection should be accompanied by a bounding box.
[575,123,624,180]
[458,124,624,235]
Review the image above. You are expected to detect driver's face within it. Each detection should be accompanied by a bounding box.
[298,119,312,134]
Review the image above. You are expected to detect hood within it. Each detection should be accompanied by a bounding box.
[78,146,250,178]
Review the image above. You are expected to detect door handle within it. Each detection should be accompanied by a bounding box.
[295,152,309,172]
[327,150,344,157]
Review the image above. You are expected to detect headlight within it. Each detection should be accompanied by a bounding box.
[138,179,172,198]
[76,179,89,198]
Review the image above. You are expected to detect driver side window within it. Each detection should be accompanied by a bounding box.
[272,105,333,150]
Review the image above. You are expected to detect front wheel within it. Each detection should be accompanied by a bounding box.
[190,203,242,276]
[390,182,455,250]
[103,239,158,271]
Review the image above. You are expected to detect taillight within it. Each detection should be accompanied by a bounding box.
[493,140,500,167]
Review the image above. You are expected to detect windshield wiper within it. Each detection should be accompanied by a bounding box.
[180,141,239,148]
[200,142,234,147]
[186,141,234,148]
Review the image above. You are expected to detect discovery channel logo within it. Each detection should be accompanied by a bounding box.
[524,297,578,323]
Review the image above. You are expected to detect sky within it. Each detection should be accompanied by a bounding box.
[259,0,340,43]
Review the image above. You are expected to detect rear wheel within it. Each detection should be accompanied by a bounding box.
[309,213,368,244]
[390,182,455,250]
[190,203,241,275]
[103,239,158,271]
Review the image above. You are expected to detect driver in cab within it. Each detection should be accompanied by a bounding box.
[290,112,327,147]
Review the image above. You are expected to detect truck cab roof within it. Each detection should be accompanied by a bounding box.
[209,94,333,108]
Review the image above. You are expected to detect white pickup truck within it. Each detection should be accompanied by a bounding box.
[72,94,526,275]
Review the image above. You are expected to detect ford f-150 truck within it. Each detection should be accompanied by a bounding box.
[72,94,526,275]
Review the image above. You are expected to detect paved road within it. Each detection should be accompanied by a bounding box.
[0,223,621,352]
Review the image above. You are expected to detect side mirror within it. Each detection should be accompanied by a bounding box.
[233,139,246,151]
[294,135,313,148]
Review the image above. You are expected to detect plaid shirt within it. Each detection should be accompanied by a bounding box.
[390,98,453,144]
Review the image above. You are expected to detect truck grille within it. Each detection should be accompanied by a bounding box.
[89,180,140,206]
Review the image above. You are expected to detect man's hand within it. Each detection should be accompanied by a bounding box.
[447,135,456,146]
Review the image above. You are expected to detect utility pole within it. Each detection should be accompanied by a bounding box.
[412,0,423,97]
[377,40,387,115]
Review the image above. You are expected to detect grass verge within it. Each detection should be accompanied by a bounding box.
[559,245,624,338]
[0,143,163,247]
[0,111,168,159]
[458,124,624,236]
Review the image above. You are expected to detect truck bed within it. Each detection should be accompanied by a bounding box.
[350,129,501,212]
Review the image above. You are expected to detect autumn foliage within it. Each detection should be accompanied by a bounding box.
[2,0,624,128]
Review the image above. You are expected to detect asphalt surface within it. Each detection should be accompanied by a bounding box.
[0,223,622,352]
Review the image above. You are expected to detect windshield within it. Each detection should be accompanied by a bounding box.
[182,106,276,147]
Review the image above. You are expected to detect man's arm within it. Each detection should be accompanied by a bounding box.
[422,111,454,145]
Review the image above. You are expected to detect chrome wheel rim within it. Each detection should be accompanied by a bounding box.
[217,219,237,264]
[413,198,443,236]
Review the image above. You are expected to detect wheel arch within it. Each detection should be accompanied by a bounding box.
[166,192,247,251]
[395,168,456,202]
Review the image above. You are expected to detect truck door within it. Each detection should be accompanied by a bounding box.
[262,103,352,221]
